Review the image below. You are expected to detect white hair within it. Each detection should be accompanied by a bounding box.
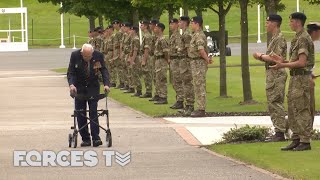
[81,43,94,52]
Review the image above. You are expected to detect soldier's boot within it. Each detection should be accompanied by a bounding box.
[183,105,194,117]
[170,101,184,109]
[116,83,124,89]
[124,88,135,93]
[190,110,206,117]
[154,97,168,105]
[268,132,286,142]
[281,139,300,151]
[293,143,311,151]
[149,95,160,101]
[110,83,116,88]
[132,90,142,97]
[140,92,152,98]
[121,85,129,90]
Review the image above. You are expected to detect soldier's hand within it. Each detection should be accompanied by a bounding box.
[141,59,146,66]
[207,56,213,64]
[269,61,283,70]
[252,52,260,60]
[270,54,284,63]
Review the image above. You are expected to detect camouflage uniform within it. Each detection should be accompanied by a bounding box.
[169,29,184,102]
[93,35,103,52]
[151,33,158,97]
[130,35,142,91]
[121,32,132,87]
[179,28,195,106]
[288,29,314,143]
[265,31,288,133]
[188,29,208,111]
[108,33,118,85]
[154,35,169,98]
[113,29,124,85]
[140,31,153,94]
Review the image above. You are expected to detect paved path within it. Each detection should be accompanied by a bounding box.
[0,49,284,180]
[164,117,320,145]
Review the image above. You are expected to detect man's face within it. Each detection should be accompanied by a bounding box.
[103,30,108,37]
[81,50,93,62]
[169,23,178,31]
[149,24,155,30]
[265,20,277,33]
[289,19,299,31]
[311,30,320,41]
[113,23,119,29]
[154,26,160,34]
[190,21,197,31]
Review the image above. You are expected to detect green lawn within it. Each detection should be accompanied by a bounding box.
[1,0,319,47]
[209,141,320,180]
[53,54,320,117]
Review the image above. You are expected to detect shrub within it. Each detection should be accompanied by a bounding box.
[311,129,320,140]
[221,125,272,144]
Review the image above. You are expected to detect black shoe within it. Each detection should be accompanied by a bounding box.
[132,90,142,97]
[80,141,91,147]
[190,110,206,117]
[266,132,286,142]
[124,88,135,93]
[293,143,311,151]
[180,105,194,117]
[281,139,300,151]
[149,95,160,101]
[116,83,124,89]
[120,85,129,90]
[170,101,184,109]
[93,140,103,147]
[140,93,152,98]
[154,97,168,104]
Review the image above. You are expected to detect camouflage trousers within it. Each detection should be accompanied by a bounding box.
[288,75,313,143]
[140,55,153,94]
[310,78,315,123]
[129,57,142,91]
[190,59,207,111]
[155,58,168,98]
[106,52,117,84]
[122,53,130,86]
[170,58,184,102]
[180,57,195,106]
[265,69,288,133]
[151,56,158,96]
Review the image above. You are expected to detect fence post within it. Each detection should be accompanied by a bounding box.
[72,35,76,49]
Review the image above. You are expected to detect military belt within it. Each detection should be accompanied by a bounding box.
[155,55,165,59]
[170,55,178,58]
[290,69,312,76]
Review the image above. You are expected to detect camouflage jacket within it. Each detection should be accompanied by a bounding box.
[130,35,140,61]
[178,28,192,57]
[188,30,208,59]
[266,31,287,67]
[154,35,169,58]
[289,29,314,71]
[122,32,132,55]
[140,31,152,56]
[169,30,182,57]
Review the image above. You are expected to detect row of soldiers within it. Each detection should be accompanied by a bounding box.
[87,16,212,117]
[253,12,320,151]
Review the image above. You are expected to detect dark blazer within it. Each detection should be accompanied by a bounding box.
[67,49,110,96]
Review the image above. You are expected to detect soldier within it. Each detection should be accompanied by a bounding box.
[87,30,94,46]
[178,16,195,116]
[271,12,314,151]
[149,19,160,101]
[253,14,288,141]
[103,25,116,87]
[306,22,320,124]
[112,20,124,89]
[92,27,103,52]
[139,20,153,98]
[188,16,212,117]
[153,23,169,104]
[120,22,134,93]
[128,26,142,97]
[168,18,184,109]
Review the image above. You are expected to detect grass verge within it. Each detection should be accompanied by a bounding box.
[209,141,320,180]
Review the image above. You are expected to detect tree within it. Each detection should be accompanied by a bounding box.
[305,0,320,4]
[239,0,254,104]
[209,0,235,98]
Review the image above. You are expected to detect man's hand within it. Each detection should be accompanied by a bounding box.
[270,54,285,63]
[207,56,213,64]
[141,58,146,66]
[269,60,284,70]
[104,85,110,93]
[253,52,262,60]
[69,84,77,97]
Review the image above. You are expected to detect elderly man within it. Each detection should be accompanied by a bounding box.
[67,43,110,147]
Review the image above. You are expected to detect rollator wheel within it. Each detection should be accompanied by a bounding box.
[71,133,78,148]
[106,130,112,147]
[68,134,72,147]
